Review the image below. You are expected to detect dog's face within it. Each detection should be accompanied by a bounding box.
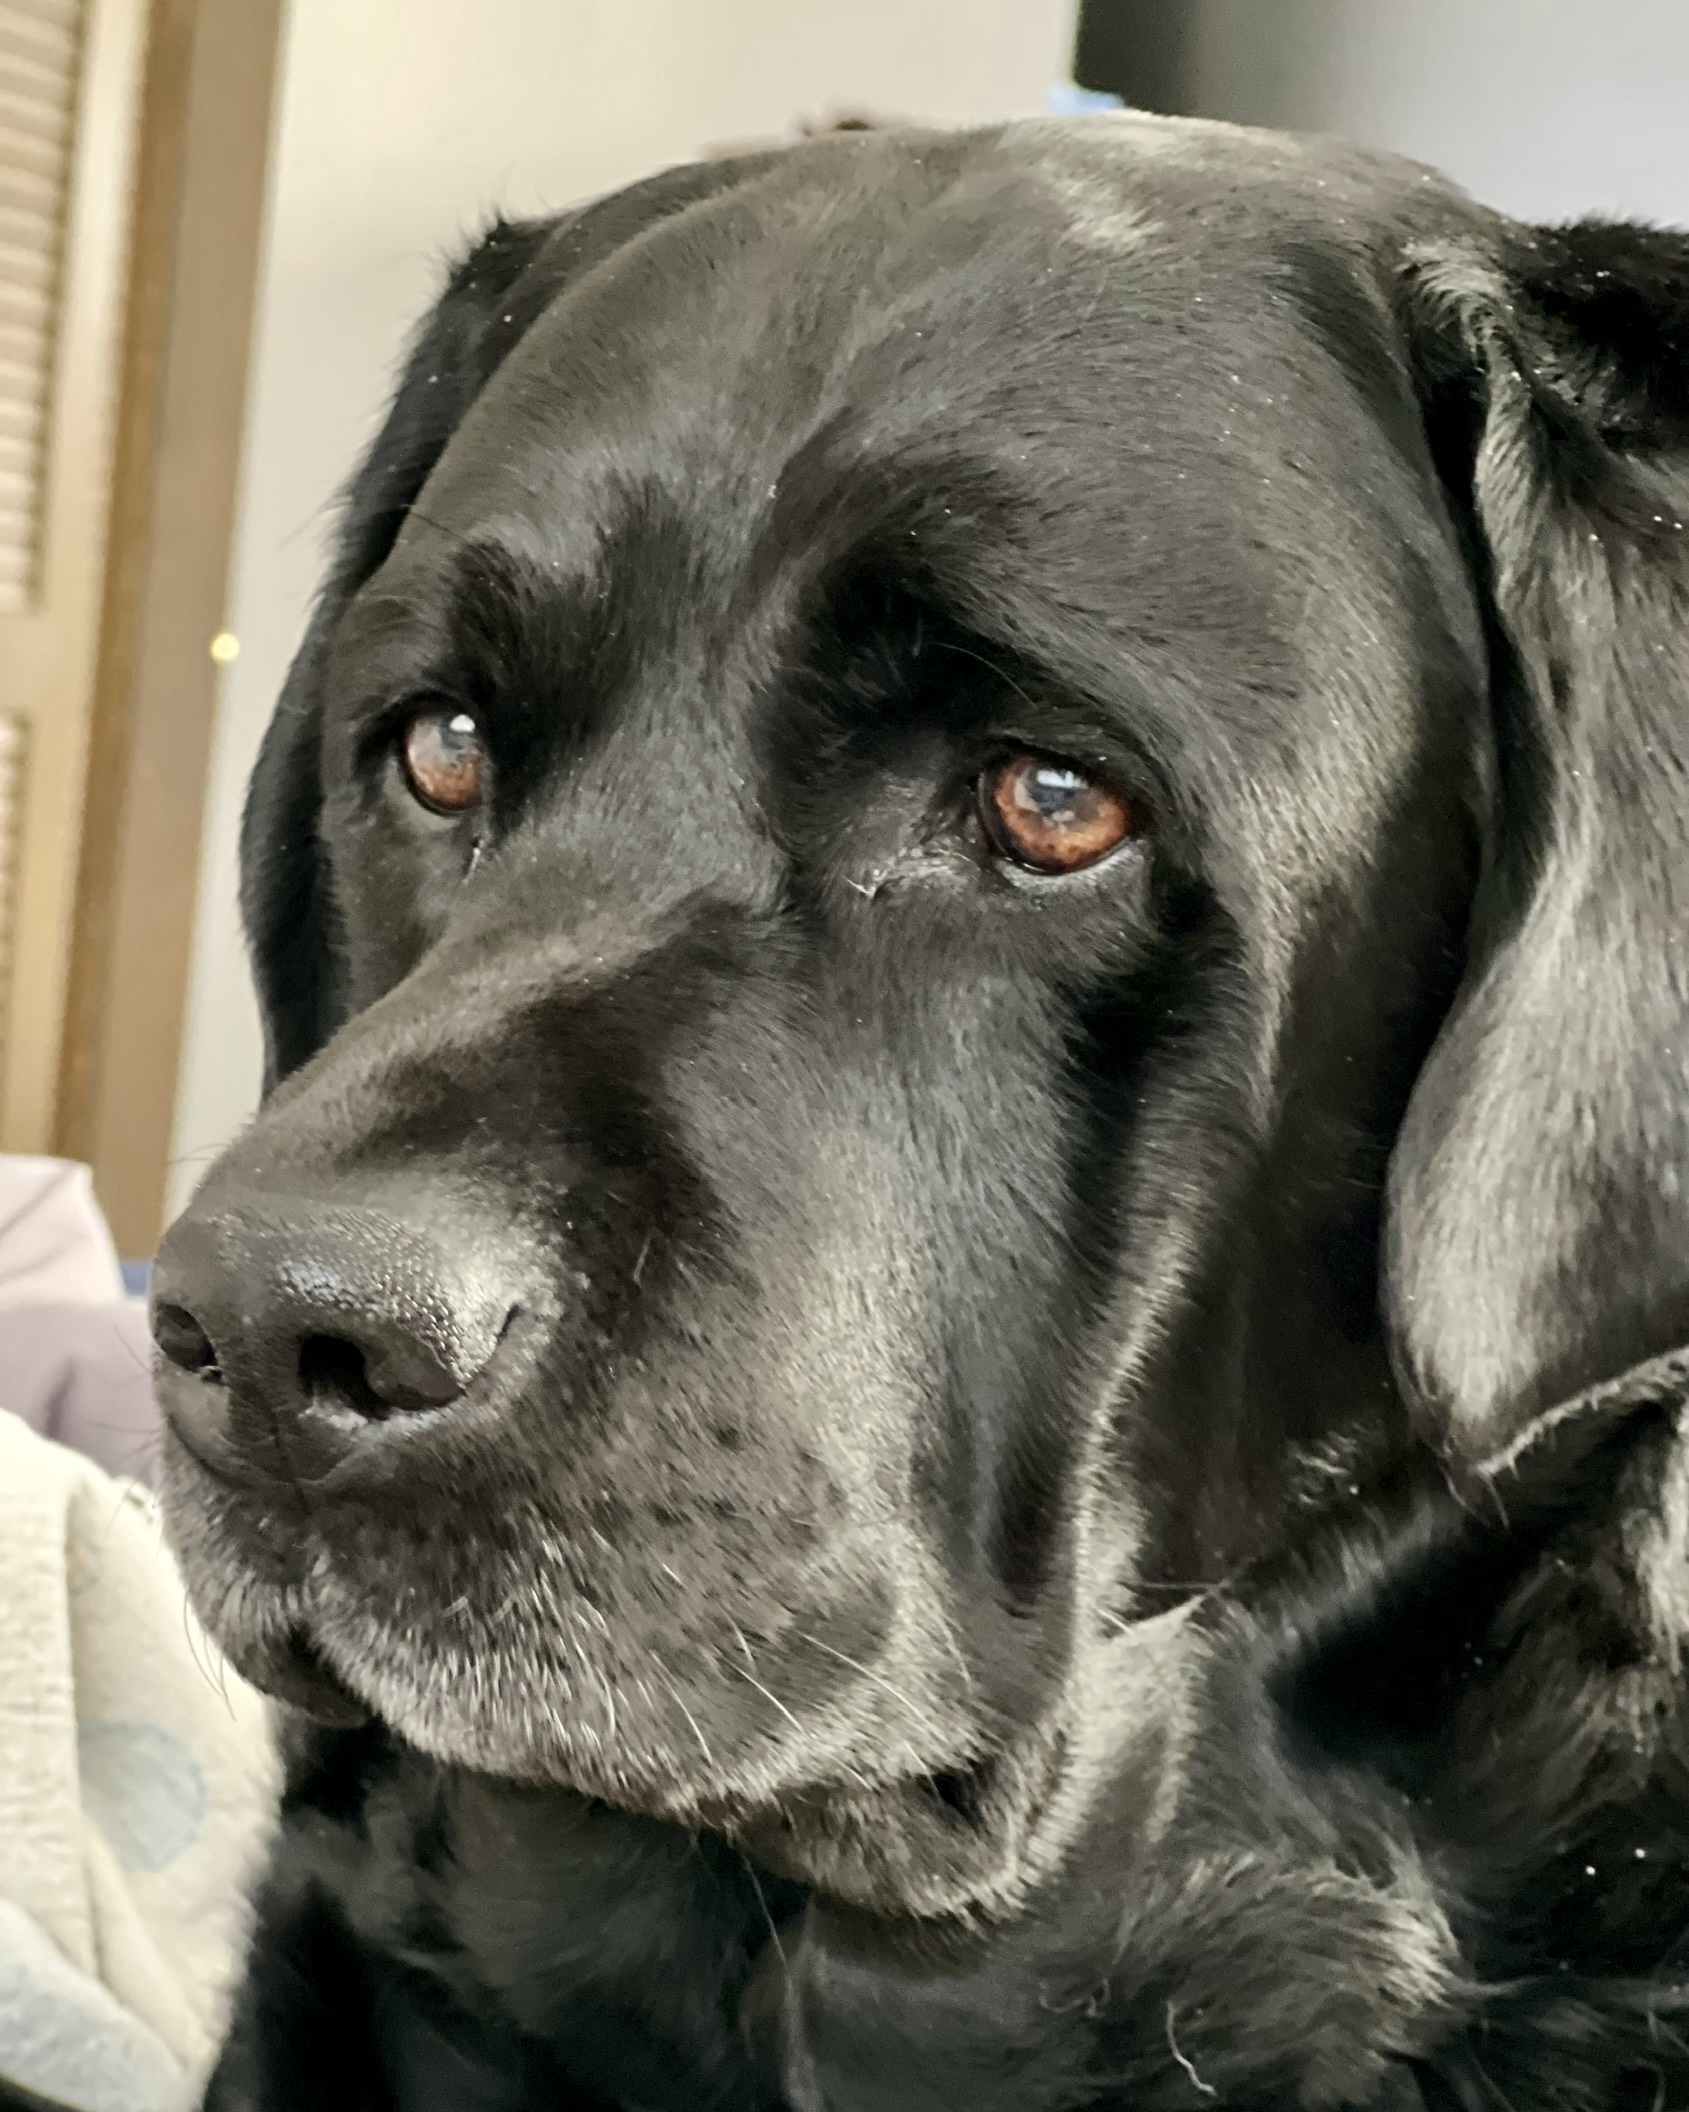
[154,117,1689,1931]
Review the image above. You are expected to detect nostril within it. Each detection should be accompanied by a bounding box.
[298,1334,387,1419]
[154,1303,221,1380]
[298,1333,458,1421]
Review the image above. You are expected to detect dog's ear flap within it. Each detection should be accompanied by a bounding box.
[240,214,562,1089]
[238,599,338,1092]
[1385,219,1689,1463]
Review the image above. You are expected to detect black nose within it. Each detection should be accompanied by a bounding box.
[152,1193,521,1484]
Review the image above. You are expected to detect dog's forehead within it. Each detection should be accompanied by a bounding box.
[398,118,1468,578]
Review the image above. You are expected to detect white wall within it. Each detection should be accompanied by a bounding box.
[1178,0,1689,224]
[168,0,1077,1215]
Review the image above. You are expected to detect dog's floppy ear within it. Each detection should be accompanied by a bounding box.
[239,212,558,1088]
[1385,218,1689,1462]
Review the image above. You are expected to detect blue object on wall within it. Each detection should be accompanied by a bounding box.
[1048,81,1125,114]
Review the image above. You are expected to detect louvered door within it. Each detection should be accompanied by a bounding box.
[0,0,145,1150]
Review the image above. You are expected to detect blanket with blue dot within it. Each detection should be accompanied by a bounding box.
[0,1410,278,2111]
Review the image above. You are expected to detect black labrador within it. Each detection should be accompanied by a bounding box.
[147,115,1689,2111]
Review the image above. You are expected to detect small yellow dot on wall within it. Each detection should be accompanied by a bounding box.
[209,631,241,665]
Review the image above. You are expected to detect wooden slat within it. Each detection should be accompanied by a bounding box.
[0,42,73,92]
[0,338,52,384]
[4,0,82,33]
[0,364,50,423]
[0,235,58,291]
[0,33,77,87]
[0,29,75,93]
[0,9,76,63]
[0,57,75,112]
[0,278,53,327]
[0,0,81,614]
[0,84,75,146]
[0,127,68,184]
[0,195,62,242]
[0,427,41,469]
[0,31,76,83]
[0,363,43,410]
[0,160,59,212]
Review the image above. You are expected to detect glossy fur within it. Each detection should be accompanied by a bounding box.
[154,116,1689,2109]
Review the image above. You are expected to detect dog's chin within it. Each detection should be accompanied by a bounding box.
[408,1680,1061,1924]
[203,1585,1057,1922]
[719,1730,1069,1920]
[233,1624,373,1728]
[165,1441,1058,1921]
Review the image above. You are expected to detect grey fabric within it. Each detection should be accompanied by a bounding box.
[0,1160,161,1487]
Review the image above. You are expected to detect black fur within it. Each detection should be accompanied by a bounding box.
[0,2081,83,2112]
[151,116,1689,2109]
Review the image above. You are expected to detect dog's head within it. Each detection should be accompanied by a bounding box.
[155,116,1689,1924]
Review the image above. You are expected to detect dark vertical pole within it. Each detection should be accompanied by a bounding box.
[1072,0,1201,115]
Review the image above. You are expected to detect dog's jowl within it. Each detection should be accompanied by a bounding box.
[152,115,1689,2111]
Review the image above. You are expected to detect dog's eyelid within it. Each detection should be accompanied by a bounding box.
[339,680,472,768]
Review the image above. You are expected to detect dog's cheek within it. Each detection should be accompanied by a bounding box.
[657,974,1088,1601]
[324,807,461,1013]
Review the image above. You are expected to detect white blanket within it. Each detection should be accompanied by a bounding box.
[0,1168,279,2110]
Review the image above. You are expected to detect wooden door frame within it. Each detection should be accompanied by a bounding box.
[0,0,150,1170]
[54,0,285,1256]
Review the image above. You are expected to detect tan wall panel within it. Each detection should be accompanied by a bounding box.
[53,0,285,1253]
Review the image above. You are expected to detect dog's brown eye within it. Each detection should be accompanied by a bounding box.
[401,707,486,814]
[979,753,1133,873]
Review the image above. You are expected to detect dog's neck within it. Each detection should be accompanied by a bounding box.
[767,1348,1689,2109]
